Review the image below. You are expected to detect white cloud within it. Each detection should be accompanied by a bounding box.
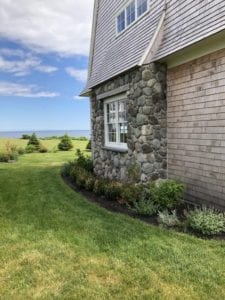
[0,0,94,56]
[66,67,87,82]
[0,48,58,76]
[73,95,88,101]
[0,81,59,98]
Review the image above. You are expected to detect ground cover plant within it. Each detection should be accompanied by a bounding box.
[0,138,225,299]
[63,151,225,239]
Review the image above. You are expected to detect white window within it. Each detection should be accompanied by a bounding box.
[104,94,128,149]
[137,0,148,17]
[126,1,136,26]
[117,10,126,33]
[116,0,149,34]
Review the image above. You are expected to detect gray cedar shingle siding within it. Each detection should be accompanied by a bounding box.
[87,0,164,89]
[167,48,225,207]
[86,0,225,91]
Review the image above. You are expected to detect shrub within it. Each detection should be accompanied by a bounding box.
[58,134,73,151]
[104,181,123,201]
[39,144,48,153]
[0,152,10,162]
[27,133,40,150]
[61,161,75,177]
[17,147,26,155]
[75,149,93,172]
[150,180,185,210]
[121,184,145,204]
[86,140,91,150]
[74,168,90,189]
[84,175,96,191]
[158,210,180,227]
[133,198,158,216]
[185,207,225,236]
[127,163,141,183]
[25,144,36,153]
[93,179,107,196]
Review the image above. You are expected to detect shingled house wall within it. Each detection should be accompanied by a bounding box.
[167,48,225,207]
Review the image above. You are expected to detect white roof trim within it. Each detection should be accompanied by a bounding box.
[138,5,166,66]
[87,0,99,79]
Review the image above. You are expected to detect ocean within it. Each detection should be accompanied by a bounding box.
[0,130,90,139]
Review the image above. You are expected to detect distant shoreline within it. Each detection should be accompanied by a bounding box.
[0,130,90,139]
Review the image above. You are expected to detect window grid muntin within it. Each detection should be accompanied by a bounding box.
[104,96,128,149]
[116,0,149,34]
[126,0,136,26]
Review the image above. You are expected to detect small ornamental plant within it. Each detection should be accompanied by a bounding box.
[58,134,73,151]
[27,133,40,151]
[185,207,225,236]
[158,210,180,227]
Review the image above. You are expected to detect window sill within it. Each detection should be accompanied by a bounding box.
[102,146,128,153]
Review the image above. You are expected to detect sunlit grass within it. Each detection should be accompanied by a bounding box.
[0,139,224,299]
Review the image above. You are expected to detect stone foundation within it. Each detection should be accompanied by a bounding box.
[91,63,167,182]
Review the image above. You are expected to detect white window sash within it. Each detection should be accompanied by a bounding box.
[116,0,150,35]
[104,94,128,150]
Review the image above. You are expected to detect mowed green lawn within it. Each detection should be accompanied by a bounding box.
[0,139,225,299]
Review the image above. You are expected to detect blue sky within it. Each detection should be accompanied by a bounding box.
[0,0,94,131]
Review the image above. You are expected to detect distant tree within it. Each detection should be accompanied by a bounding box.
[21,134,31,140]
[27,133,40,150]
[58,134,73,151]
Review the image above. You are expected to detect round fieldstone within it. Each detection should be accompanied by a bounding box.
[142,143,153,153]
[142,69,152,81]
[152,139,161,150]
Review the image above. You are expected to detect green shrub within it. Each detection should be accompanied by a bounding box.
[86,140,91,150]
[61,161,75,177]
[75,149,93,172]
[93,179,107,196]
[58,134,73,151]
[17,147,26,155]
[185,207,225,235]
[39,144,48,153]
[75,168,90,189]
[121,184,145,204]
[0,152,10,162]
[84,175,96,191]
[27,133,40,150]
[25,144,36,153]
[158,210,180,227]
[133,198,158,216]
[104,181,123,201]
[127,163,141,182]
[150,180,185,210]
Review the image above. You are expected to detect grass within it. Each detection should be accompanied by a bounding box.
[0,139,225,299]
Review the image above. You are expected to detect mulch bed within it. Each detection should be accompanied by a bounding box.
[63,176,225,241]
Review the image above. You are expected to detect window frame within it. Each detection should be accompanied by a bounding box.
[104,94,128,150]
[116,0,150,36]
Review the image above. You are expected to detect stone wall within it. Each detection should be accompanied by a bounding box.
[91,63,167,183]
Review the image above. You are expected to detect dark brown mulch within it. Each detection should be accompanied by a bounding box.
[63,176,225,241]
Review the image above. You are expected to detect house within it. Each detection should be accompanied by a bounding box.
[81,0,225,208]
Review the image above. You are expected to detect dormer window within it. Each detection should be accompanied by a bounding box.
[116,0,149,34]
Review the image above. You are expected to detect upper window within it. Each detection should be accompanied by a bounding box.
[116,0,149,34]
[137,0,148,17]
[104,95,128,149]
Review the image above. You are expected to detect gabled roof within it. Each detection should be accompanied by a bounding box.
[81,0,225,95]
